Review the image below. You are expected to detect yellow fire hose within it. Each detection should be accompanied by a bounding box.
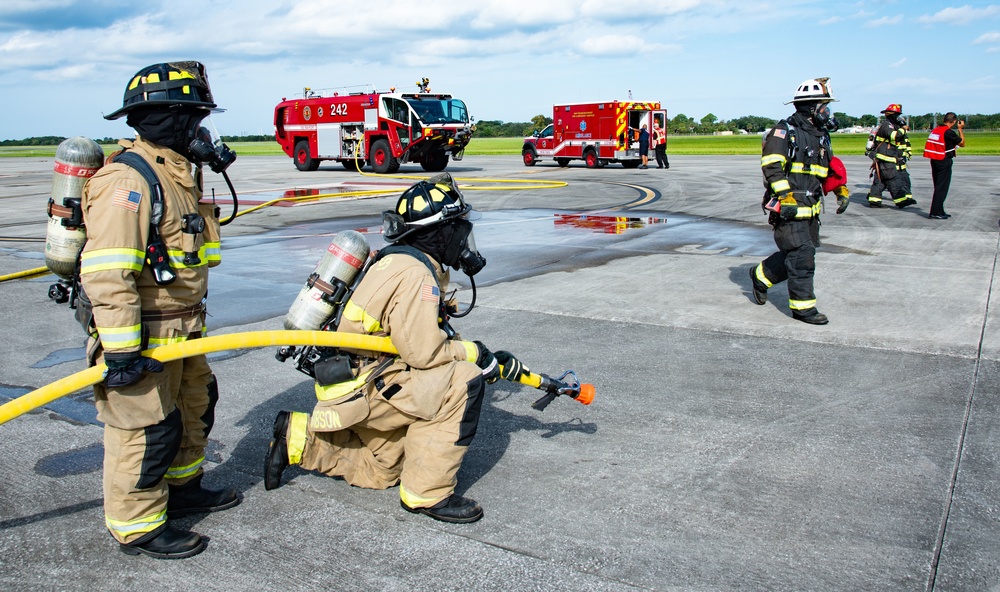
[0,329,592,426]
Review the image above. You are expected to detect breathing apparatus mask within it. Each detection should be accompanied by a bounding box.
[810,102,837,131]
[188,115,237,173]
[407,218,486,277]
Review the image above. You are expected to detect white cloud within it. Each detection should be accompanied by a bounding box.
[918,5,1000,25]
[974,31,1000,43]
[890,58,907,68]
[865,15,902,27]
[819,16,843,25]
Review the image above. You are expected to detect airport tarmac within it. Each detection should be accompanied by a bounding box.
[1,152,1000,591]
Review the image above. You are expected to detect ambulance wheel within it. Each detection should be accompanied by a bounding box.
[341,158,365,171]
[584,150,599,169]
[370,139,398,174]
[421,151,449,172]
[556,158,570,167]
[294,141,319,171]
[522,148,537,166]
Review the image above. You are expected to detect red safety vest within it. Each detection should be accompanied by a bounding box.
[653,128,666,145]
[923,125,949,160]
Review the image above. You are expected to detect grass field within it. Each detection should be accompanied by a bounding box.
[3,132,999,158]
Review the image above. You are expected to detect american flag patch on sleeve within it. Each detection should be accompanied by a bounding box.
[773,129,787,139]
[421,283,440,302]
[112,187,142,213]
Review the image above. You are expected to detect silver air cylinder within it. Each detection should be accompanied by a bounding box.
[284,230,371,331]
[45,137,104,279]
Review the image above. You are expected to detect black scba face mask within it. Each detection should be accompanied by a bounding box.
[127,109,236,172]
[410,219,486,276]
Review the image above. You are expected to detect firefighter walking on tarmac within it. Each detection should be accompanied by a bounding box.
[79,61,240,559]
[866,103,916,209]
[750,78,847,325]
[264,174,526,523]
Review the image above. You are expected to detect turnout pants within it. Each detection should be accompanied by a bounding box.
[654,145,669,167]
[755,218,821,315]
[296,360,485,509]
[93,343,217,544]
[868,163,912,205]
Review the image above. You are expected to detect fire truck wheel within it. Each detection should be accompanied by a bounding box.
[294,140,320,172]
[556,158,570,167]
[369,139,398,174]
[420,151,449,172]
[584,149,600,169]
[522,148,537,167]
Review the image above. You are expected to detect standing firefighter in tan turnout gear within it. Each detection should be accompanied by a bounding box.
[79,61,241,559]
[265,174,527,523]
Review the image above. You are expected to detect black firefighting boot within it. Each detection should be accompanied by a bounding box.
[868,199,884,208]
[264,411,291,491]
[119,524,205,559]
[167,474,241,518]
[896,197,917,209]
[793,310,829,325]
[402,494,484,524]
[749,267,767,305]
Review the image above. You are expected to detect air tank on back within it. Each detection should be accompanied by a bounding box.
[285,230,371,331]
[45,136,105,279]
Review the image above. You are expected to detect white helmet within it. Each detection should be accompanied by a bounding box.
[785,77,837,104]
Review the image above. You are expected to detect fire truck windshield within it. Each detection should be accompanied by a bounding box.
[406,98,469,125]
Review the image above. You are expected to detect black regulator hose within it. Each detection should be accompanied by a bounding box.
[220,170,239,226]
[450,274,477,318]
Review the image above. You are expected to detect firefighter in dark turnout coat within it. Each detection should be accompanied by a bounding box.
[749,78,845,325]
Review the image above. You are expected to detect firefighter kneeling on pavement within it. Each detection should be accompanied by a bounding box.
[79,62,240,559]
[264,175,524,523]
[750,77,848,325]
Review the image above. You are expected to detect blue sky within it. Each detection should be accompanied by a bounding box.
[1,0,998,140]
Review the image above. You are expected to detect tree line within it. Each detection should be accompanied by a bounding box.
[4,113,999,145]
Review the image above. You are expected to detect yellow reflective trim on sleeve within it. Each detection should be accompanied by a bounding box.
[97,324,143,349]
[165,456,204,480]
[80,248,145,275]
[203,242,221,263]
[287,411,310,465]
[461,340,479,363]
[342,300,382,334]
[166,248,209,269]
[789,298,817,311]
[314,370,372,402]
[400,484,442,509]
[106,509,167,538]
[771,179,791,194]
[761,154,786,167]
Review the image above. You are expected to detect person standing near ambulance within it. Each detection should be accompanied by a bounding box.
[264,175,525,524]
[653,121,669,169]
[925,112,966,219]
[750,78,844,325]
[79,61,239,559]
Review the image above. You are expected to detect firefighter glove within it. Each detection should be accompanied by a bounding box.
[834,185,850,214]
[473,341,500,384]
[495,350,528,382]
[103,351,164,389]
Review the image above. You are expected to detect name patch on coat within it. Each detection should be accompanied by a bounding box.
[112,187,142,213]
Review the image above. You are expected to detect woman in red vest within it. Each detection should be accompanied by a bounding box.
[924,112,966,219]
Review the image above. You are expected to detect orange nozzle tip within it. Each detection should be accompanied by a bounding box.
[575,384,595,405]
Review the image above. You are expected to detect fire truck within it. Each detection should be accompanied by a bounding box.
[274,83,474,173]
[522,101,667,168]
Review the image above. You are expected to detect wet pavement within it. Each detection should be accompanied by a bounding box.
[2,154,1000,590]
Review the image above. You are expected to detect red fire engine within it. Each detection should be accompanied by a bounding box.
[274,83,474,173]
[522,101,667,168]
